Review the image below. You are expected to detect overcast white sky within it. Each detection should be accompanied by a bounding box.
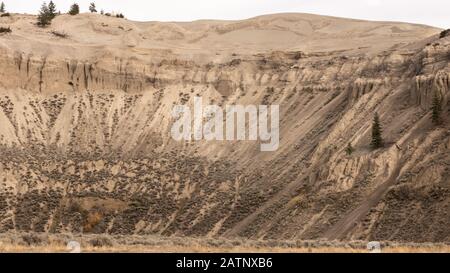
[1,0,449,28]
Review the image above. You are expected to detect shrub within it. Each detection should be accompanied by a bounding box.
[293,51,303,60]
[89,237,113,247]
[439,29,450,39]
[22,234,42,246]
[83,211,102,232]
[0,12,10,17]
[345,143,354,155]
[0,26,11,33]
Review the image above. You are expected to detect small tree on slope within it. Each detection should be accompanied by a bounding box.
[89,3,97,13]
[37,2,52,27]
[345,142,354,155]
[68,3,80,15]
[48,1,57,19]
[431,91,442,125]
[371,112,383,149]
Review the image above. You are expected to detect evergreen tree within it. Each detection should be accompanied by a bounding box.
[370,113,383,149]
[431,91,442,125]
[48,1,57,19]
[68,3,80,15]
[37,2,51,27]
[345,142,354,155]
[89,3,97,13]
[0,2,5,13]
[48,1,57,18]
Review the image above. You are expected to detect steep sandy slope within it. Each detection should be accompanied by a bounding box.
[0,13,448,242]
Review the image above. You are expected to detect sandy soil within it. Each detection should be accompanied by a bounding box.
[0,12,440,61]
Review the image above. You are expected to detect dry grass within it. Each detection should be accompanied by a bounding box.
[1,244,449,253]
[0,232,448,253]
[83,211,103,232]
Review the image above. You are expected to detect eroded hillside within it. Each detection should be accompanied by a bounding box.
[0,13,449,242]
